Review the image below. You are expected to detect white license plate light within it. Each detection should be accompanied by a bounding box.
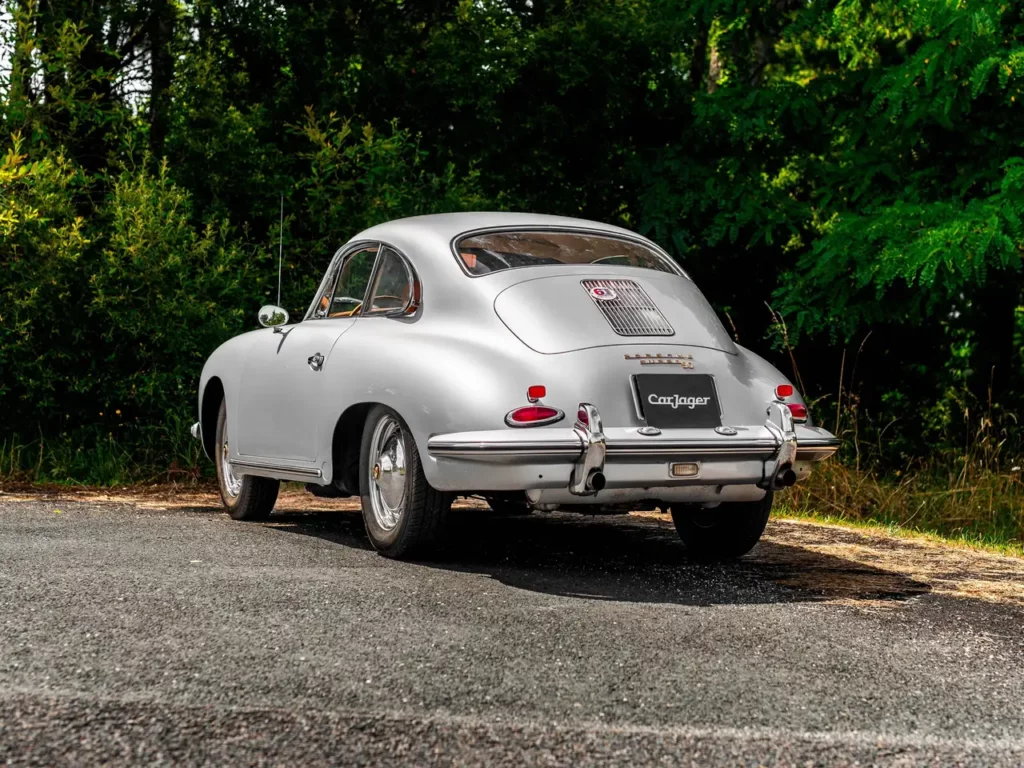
[670,462,700,478]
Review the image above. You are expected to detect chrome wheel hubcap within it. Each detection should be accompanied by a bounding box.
[221,436,243,499]
[369,415,406,531]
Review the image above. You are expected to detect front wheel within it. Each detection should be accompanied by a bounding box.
[215,400,280,520]
[359,405,452,559]
[669,493,773,560]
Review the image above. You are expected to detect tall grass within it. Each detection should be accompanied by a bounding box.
[785,385,1024,548]
[0,413,209,487]
[788,456,1024,550]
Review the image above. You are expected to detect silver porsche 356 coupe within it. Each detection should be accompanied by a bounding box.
[192,212,839,559]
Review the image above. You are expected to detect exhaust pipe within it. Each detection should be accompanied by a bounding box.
[769,464,797,490]
[587,470,606,492]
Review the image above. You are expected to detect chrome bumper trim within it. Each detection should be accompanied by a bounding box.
[795,438,840,461]
[607,442,776,457]
[427,439,581,458]
[428,438,779,459]
[570,403,607,496]
[761,402,798,490]
[426,424,840,464]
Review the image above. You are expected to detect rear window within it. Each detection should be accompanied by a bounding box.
[455,230,679,276]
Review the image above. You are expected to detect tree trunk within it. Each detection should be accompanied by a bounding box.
[707,41,723,93]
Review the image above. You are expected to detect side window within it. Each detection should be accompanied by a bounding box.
[317,246,379,318]
[365,247,416,316]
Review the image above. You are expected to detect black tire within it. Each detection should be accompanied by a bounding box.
[359,405,452,559]
[669,493,773,560]
[214,400,280,520]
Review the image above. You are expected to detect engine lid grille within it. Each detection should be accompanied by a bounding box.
[581,279,674,337]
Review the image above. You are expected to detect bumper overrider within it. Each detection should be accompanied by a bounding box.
[426,402,840,504]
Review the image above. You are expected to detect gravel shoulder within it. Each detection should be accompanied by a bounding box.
[2,488,1023,766]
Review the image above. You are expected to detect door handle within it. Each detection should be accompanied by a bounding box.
[308,352,325,371]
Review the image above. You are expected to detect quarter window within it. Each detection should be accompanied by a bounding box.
[320,246,378,318]
[365,247,416,315]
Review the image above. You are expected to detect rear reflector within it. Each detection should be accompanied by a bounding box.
[577,407,589,426]
[505,405,564,427]
[527,385,546,402]
[787,403,808,422]
[775,384,794,398]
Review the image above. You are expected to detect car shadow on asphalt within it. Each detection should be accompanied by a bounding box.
[253,506,932,607]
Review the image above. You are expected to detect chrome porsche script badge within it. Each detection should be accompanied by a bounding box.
[588,286,617,301]
[624,353,694,369]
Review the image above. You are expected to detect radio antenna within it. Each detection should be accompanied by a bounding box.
[277,195,284,307]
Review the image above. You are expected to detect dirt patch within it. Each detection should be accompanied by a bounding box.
[762,517,1024,607]
[4,484,1023,607]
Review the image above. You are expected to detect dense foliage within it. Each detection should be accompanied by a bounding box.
[1,0,1021,482]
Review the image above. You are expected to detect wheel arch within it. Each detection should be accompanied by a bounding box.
[328,402,375,493]
[200,376,225,461]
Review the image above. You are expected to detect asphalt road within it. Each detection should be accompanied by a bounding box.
[2,493,1023,766]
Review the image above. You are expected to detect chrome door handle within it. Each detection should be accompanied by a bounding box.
[307,352,325,371]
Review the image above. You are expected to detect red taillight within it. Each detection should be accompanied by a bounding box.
[527,385,546,402]
[787,403,808,422]
[505,406,564,427]
[577,407,589,426]
[775,384,794,399]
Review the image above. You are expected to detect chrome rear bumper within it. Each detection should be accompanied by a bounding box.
[426,402,839,497]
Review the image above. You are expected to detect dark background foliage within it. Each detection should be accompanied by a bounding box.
[1,0,1022,482]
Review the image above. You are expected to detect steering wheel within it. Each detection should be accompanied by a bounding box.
[369,294,405,311]
[328,296,363,318]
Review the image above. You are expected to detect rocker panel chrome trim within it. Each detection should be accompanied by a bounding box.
[229,459,323,479]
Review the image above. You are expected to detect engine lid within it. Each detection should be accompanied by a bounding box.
[493,273,738,354]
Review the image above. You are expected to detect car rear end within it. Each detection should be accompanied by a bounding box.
[425,227,839,510]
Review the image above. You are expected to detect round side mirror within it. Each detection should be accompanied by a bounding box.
[257,305,290,328]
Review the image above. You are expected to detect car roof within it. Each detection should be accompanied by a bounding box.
[350,212,644,253]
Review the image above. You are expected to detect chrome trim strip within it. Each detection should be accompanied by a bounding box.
[608,445,777,457]
[229,459,323,479]
[795,444,840,459]
[428,439,777,459]
[796,438,842,448]
[428,440,581,458]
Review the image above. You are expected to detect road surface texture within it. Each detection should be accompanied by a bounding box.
[2,487,1023,766]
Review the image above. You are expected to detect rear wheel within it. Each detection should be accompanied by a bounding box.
[669,493,773,560]
[359,405,452,559]
[215,400,280,520]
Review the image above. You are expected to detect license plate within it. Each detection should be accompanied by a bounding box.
[634,373,722,429]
